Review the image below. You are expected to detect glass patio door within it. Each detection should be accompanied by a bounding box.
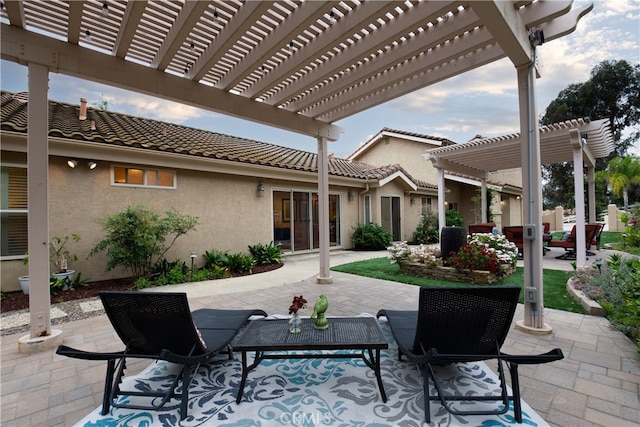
[381,196,401,241]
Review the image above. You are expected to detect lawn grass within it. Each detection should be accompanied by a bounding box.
[331,257,585,313]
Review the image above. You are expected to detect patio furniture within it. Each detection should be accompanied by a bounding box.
[376,286,564,424]
[56,291,267,420]
[502,226,524,257]
[468,222,496,235]
[232,316,389,404]
[548,223,601,260]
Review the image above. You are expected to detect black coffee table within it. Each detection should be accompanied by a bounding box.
[232,316,389,404]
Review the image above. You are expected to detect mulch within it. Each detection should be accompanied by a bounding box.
[0,263,283,314]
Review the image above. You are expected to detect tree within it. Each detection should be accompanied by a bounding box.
[91,206,199,279]
[541,60,640,211]
[606,156,640,211]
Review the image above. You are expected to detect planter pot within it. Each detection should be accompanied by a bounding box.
[52,270,75,290]
[18,276,29,294]
[440,226,466,264]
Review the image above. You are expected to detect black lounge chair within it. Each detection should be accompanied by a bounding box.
[377,286,563,424]
[56,291,267,420]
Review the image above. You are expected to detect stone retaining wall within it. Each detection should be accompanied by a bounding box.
[399,262,514,285]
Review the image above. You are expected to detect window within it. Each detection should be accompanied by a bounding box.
[112,166,175,188]
[1,165,28,258]
[364,195,371,224]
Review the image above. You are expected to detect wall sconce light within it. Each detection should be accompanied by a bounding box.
[347,190,354,202]
[257,182,265,197]
[444,200,448,206]
[67,159,78,168]
[88,161,98,170]
[410,196,415,206]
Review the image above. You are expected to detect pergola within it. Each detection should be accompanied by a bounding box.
[1,0,593,347]
[424,117,614,307]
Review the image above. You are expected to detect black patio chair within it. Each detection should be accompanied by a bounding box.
[376,286,563,424]
[56,291,267,420]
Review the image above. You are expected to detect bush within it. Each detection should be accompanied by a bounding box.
[620,204,640,247]
[446,209,464,226]
[412,207,439,244]
[225,252,255,274]
[468,233,519,268]
[572,256,640,350]
[91,206,198,280]
[203,250,229,269]
[248,242,282,265]
[352,223,393,250]
[448,243,503,275]
[387,242,440,267]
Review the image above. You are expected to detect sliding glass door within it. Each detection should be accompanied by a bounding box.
[273,190,341,252]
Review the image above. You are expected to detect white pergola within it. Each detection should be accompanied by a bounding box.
[1,0,593,346]
[424,118,614,322]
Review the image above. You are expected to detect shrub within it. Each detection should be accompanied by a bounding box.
[412,207,439,244]
[352,223,393,250]
[189,269,211,282]
[448,243,502,275]
[620,204,640,247]
[387,242,441,267]
[572,256,640,350]
[225,252,255,274]
[446,209,464,226]
[91,206,198,280]
[468,233,519,268]
[134,277,153,289]
[203,250,229,269]
[248,242,282,265]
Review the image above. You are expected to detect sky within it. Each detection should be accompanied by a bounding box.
[1,0,638,159]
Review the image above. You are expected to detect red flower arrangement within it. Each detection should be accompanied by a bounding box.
[448,243,502,275]
[289,295,308,314]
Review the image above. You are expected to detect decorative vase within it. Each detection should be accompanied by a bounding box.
[289,313,302,333]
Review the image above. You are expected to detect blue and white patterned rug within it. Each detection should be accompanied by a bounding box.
[77,317,548,426]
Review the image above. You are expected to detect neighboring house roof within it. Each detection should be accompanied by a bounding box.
[0,91,436,191]
[347,127,456,161]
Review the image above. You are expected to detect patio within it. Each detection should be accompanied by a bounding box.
[1,249,638,426]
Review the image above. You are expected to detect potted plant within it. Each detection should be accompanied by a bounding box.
[19,234,80,294]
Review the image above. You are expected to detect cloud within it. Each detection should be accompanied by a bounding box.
[118,96,207,122]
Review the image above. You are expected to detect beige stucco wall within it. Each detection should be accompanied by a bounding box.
[1,152,366,292]
[351,136,440,183]
[489,168,522,188]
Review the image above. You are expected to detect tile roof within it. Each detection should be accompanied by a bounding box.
[0,91,435,189]
[379,127,456,146]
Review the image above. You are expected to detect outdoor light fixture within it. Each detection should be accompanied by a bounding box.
[213,8,219,22]
[67,160,78,168]
[529,29,544,47]
[85,29,91,41]
[593,258,604,272]
[101,2,108,17]
[190,40,195,53]
[328,11,336,24]
[190,252,197,279]
[348,190,354,202]
[257,182,265,197]
[88,161,98,170]
[410,196,415,206]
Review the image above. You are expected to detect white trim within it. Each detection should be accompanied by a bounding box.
[379,171,418,191]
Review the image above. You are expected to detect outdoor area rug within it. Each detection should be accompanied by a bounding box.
[77,317,548,427]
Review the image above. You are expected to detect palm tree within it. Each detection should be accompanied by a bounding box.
[607,156,640,211]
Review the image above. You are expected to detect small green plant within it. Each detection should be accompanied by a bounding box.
[351,223,393,250]
[23,234,81,273]
[134,277,153,289]
[189,269,211,282]
[49,277,70,296]
[411,207,439,244]
[203,250,229,269]
[225,253,255,274]
[248,242,282,265]
[620,204,640,247]
[445,209,464,227]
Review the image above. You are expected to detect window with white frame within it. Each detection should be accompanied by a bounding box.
[112,166,176,188]
[1,165,28,258]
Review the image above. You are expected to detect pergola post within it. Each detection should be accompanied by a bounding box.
[18,63,63,352]
[587,165,596,223]
[480,178,488,223]
[316,136,332,284]
[437,167,446,233]
[571,130,587,269]
[514,62,551,334]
